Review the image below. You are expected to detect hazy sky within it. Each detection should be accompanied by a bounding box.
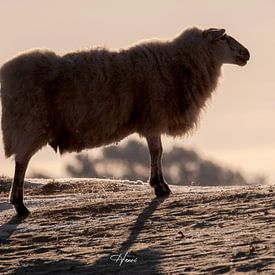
[0,0,275,182]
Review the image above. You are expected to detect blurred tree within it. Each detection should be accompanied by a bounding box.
[66,154,99,178]
[64,139,261,186]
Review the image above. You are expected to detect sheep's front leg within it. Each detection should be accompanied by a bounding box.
[146,135,171,197]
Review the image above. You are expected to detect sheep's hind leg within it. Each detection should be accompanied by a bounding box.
[146,135,171,197]
[10,157,31,217]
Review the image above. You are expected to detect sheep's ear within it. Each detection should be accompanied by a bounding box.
[203,28,226,42]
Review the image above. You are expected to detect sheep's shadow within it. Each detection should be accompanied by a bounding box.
[12,259,90,274]
[12,197,165,274]
[87,197,165,274]
[120,197,165,251]
[0,215,25,244]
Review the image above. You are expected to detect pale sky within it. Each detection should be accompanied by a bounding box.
[0,0,275,182]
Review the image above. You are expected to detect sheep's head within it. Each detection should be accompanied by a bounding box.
[203,28,250,66]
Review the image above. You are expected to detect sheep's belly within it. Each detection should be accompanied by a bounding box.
[49,124,134,154]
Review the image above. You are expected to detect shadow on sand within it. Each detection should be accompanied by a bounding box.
[0,215,25,245]
[14,197,165,274]
[87,197,165,274]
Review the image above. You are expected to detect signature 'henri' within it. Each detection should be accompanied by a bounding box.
[110,252,138,266]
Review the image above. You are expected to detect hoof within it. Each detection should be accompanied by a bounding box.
[154,185,171,197]
[163,183,172,194]
[13,203,30,218]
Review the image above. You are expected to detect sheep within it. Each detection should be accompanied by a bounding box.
[0,27,250,217]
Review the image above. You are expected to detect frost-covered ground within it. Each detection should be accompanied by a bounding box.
[0,179,274,274]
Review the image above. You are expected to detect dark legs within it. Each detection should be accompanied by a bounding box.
[146,135,171,197]
[9,157,31,217]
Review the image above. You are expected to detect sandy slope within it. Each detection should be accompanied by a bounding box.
[0,179,274,274]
